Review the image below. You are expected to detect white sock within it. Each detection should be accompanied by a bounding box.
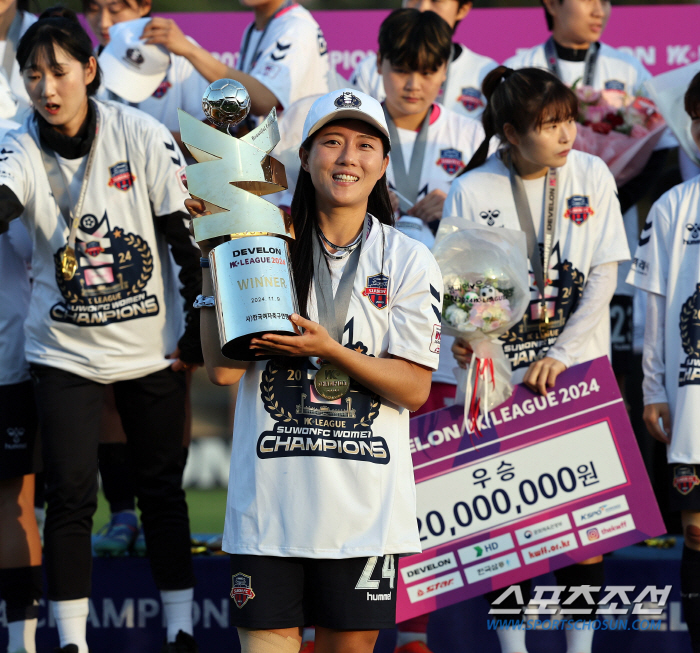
[396,631,428,647]
[51,598,89,653]
[495,624,528,653]
[301,628,315,643]
[565,623,594,653]
[7,618,37,653]
[161,588,194,642]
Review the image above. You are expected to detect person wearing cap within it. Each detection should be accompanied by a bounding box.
[0,12,202,653]
[82,2,208,151]
[350,0,497,121]
[186,88,441,653]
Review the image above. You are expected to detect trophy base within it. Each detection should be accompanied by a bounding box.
[222,328,297,361]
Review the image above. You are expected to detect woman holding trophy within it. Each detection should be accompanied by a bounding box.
[188,88,442,653]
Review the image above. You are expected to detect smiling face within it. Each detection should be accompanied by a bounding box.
[300,119,389,216]
[22,43,97,137]
[505,114,577,175]
[544,0,611,47]
[84,0,150,47]
[379,57,447,129]
[401,0,471,29]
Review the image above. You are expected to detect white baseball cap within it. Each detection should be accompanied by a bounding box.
[301,88,391,148]
[98,18,170,104]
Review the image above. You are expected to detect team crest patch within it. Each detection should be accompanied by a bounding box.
[231,573,255,608]
[152,80,171,98]
[457,87,484,112]
[334,91,361,109]
[564,196,594,225]
[108,162,135,191]
[362,274,389,309]
[604,79,625,92]
[436,148,463,175]
[673,465,700,495]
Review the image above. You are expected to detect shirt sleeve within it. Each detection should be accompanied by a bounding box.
[625,197,670,296]
[142,121,189,217]
[590,160,631,267]
[349,55,376,96]
[0,136,32,230]
[387,242,443,370]
[546,262,617,368]
[177,45,209,121]
[642,291,668,405]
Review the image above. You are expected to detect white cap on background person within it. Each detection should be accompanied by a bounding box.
[98,18,170,104]
[301,88,391,147]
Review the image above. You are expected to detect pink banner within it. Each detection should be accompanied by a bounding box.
[153,5,700,79]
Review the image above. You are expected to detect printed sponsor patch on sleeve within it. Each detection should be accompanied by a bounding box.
[430,324,441,354]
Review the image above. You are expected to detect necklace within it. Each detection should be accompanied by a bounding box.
[316,225,363,257]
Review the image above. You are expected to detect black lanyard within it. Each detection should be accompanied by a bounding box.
[544,37,600,87]
[238,0,294,73]
[508,156,559,332]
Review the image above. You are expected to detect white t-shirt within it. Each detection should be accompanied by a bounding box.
[0,116,29,386]
[443,150,629,383]
[0,100,190,383]
[626,175,700,463]
[350,43,498,120]
[222,217,443,558]
[387,104,484,384]
[238,3,330,111]
[0,11,36,106]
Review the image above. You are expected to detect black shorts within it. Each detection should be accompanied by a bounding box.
[229,554,398,630]
[669,463,700,512]
[0,380,40,481]
[610,294,634,374]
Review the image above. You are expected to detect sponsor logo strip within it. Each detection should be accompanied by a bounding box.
[406,571,464,603]
[571,494,630,527]
[579,513,635,545]
[522,533,578,564]
[464,552,521,584]
[458,533,515,566]
[401,552,458,585]
[515,514,572,546]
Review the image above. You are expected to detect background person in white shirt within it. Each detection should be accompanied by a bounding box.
[186,89,441,653]
[448,67,628,653]
[0,14,202,652]
[627,72,700,653]
[350,0,497,120]
[0,0,36,112]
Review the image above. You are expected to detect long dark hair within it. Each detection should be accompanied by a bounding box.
[17,10,102,96]
[463,66,578,174]
[290,131,393,320]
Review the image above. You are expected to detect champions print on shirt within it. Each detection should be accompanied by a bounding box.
[679,283,700,386]
[503,243,585,371]
[51,212,159,326]
[256,345,388,464]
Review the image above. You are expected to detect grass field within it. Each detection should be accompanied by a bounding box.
[92,488,228,535]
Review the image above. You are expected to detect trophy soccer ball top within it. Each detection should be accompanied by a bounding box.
[201,78,251,128]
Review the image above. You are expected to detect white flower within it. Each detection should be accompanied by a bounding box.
[445,304,476,332]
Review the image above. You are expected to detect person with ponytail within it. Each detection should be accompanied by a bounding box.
[446,66,629,653]
[0,11,202,652]
[187,88,441,653]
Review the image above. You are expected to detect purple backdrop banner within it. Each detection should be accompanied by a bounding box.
[396,357,665,622]
[150,6,700,79]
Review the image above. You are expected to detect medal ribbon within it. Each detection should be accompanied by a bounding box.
[312,215,369,344]
[382,104,431,214]
[544,37,600,87]
[238,0,295,73]
[1,10,23,84]
[508,155,558,333]
[29,101,102,278]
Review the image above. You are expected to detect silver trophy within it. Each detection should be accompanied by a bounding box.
[178,79,297,360]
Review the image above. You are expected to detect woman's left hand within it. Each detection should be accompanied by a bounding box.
[250,314,337,359]
[141,17,194,58]
[523,356,567,396]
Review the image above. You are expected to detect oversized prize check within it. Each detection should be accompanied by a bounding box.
[396,356,665,622]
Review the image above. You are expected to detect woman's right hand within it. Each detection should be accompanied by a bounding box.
[643,402,672,445]
[452,337,473,369]
[184,198,215,257]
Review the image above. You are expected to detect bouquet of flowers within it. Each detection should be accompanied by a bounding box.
[434,221,530,436]
[573,84,667,186]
